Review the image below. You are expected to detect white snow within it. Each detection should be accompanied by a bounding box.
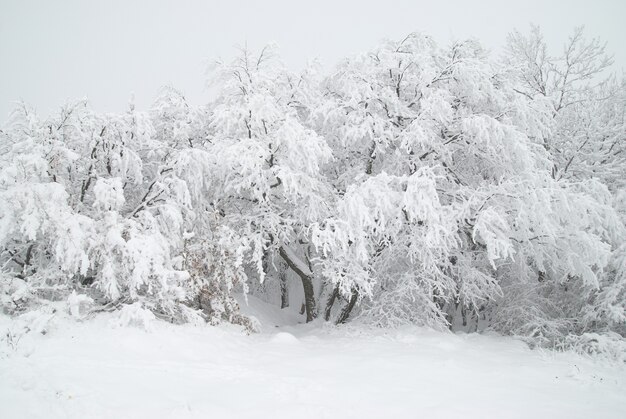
[1,299,625,419]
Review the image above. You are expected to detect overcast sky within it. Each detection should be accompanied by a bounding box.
[1,0,625,124]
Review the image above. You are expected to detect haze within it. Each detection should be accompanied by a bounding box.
[1,0,625,124]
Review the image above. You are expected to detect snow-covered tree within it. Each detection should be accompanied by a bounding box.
[204,46,335,322]
[0,31,623,355]
[499,26,626,344]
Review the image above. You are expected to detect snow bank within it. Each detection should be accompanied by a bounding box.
[0,308,624,419]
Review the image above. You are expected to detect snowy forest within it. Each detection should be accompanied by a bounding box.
[1,26,625,363]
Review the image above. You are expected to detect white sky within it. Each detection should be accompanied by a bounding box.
[1,0,625,124]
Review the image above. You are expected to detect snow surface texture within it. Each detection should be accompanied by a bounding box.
[1,296,625,419]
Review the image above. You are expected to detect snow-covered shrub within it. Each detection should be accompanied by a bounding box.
[0,98,253,328]
[67,291,94,319]
[114,302,157,331]
[183,231,259,332]
[559,332,626,364]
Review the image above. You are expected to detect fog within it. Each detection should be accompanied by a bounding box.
[1,0,625,123]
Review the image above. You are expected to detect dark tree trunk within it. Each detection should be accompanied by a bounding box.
[261,248,270,277]
[279,246,316,322]
[324,285,340,321]
[278,261,289,309]
[299,275,316,322]
[336,288,359,324]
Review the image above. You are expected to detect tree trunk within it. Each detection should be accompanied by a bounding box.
[336,288,359,324]
[279,246,316,322]
[324,285,340,321]
[278,261,289,309]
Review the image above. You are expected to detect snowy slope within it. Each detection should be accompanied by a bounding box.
[1,301,625,419]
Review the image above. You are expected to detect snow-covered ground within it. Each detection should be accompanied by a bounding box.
[1,297,625,419]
